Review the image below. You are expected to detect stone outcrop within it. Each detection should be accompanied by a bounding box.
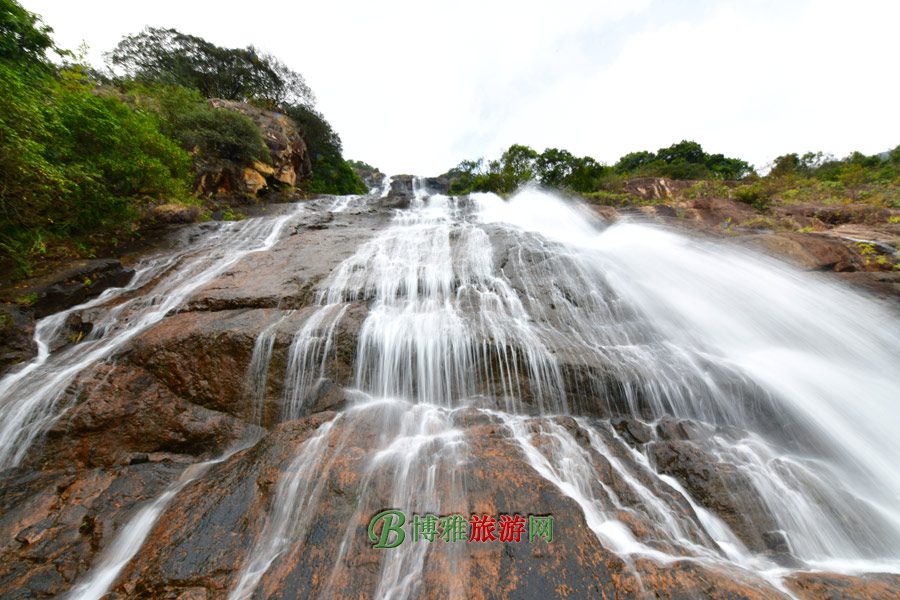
[195,100,313,197]
[736,232,860,271]
[623,177,695,201]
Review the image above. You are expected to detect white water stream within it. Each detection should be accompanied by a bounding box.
[3,176,899,598]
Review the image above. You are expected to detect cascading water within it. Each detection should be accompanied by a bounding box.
[4,174,900,599]
[0,204,302,470]
[220,181,900,598]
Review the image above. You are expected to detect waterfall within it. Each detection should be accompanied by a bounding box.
[7,179,900,599]
[228,183,900,597]
[0,204,303,470]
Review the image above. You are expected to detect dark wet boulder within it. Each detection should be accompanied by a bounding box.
[0,304,37,377]
[649,438,780,552]
[0,461,185,600]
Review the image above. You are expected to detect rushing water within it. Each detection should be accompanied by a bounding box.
[4,177,900,598]
[0,205,302,470]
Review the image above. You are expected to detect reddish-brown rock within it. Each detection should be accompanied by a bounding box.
[0,461,185,598]
[786,572,900,600]
[736,232,860,271]
[34,364,250,469]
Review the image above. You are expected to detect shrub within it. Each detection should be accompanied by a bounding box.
[734,183,772,211]
[0,61,192,274]
[284,104,366,194]
[174,107,270,167]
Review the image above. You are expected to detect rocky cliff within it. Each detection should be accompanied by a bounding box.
[195,100,314,197]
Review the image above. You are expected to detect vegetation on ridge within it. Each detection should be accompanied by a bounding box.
[0,0,365,277]
[444,140,900,213]
[443,140,753,196]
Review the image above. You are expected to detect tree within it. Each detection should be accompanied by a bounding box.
[536,148,576,187]
[657,140,705,165]
[282,104,366,194]
[0,0,57,67]
[105,27,313,106]
[614,150,656,174]
[614,141,750,180]
[499,144,538,189]
[446,158,484,194]
[705,154,752,180]
[769,153,801,178]
[565,156,609,192]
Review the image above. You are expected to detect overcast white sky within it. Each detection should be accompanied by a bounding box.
[21,0,900,176]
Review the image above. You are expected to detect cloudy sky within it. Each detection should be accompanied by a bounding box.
[22,0,900,176]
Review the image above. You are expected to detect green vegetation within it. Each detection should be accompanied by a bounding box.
[444,140,900,219]
[14,293,38,306]
[106,27,313,106]
[446,145,612,195]
[0,0,58,66]
[616,140,752,180]
[444,140,750,197]
[117,82,271,173]
[347,159,378,172]
[729,148,900,212]
[1,4,192,275]
[221,206,245,221]
[0,1,364,275]
[109,28,365,195]
[284,104,366,195]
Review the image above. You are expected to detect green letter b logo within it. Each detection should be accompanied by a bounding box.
[368,510,406,549]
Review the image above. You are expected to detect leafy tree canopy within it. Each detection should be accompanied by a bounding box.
[105,27,314,106]
[283,104,366,194]
[347,159,378,172]
[446,145,613,195]
[614,140,752,180]
[0,0,61,69]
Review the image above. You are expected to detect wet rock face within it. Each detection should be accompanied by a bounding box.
[128,309,279,421]
[786,572,900,600]
[0,258,135,320]
[0,305,37,377]
[33,364,251,470]
[1,189,899,600]
[109,414,336,599]
[127,303,366,427]
[0,461,185,599]
[105,408,801,600]
[649,438,779,553]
